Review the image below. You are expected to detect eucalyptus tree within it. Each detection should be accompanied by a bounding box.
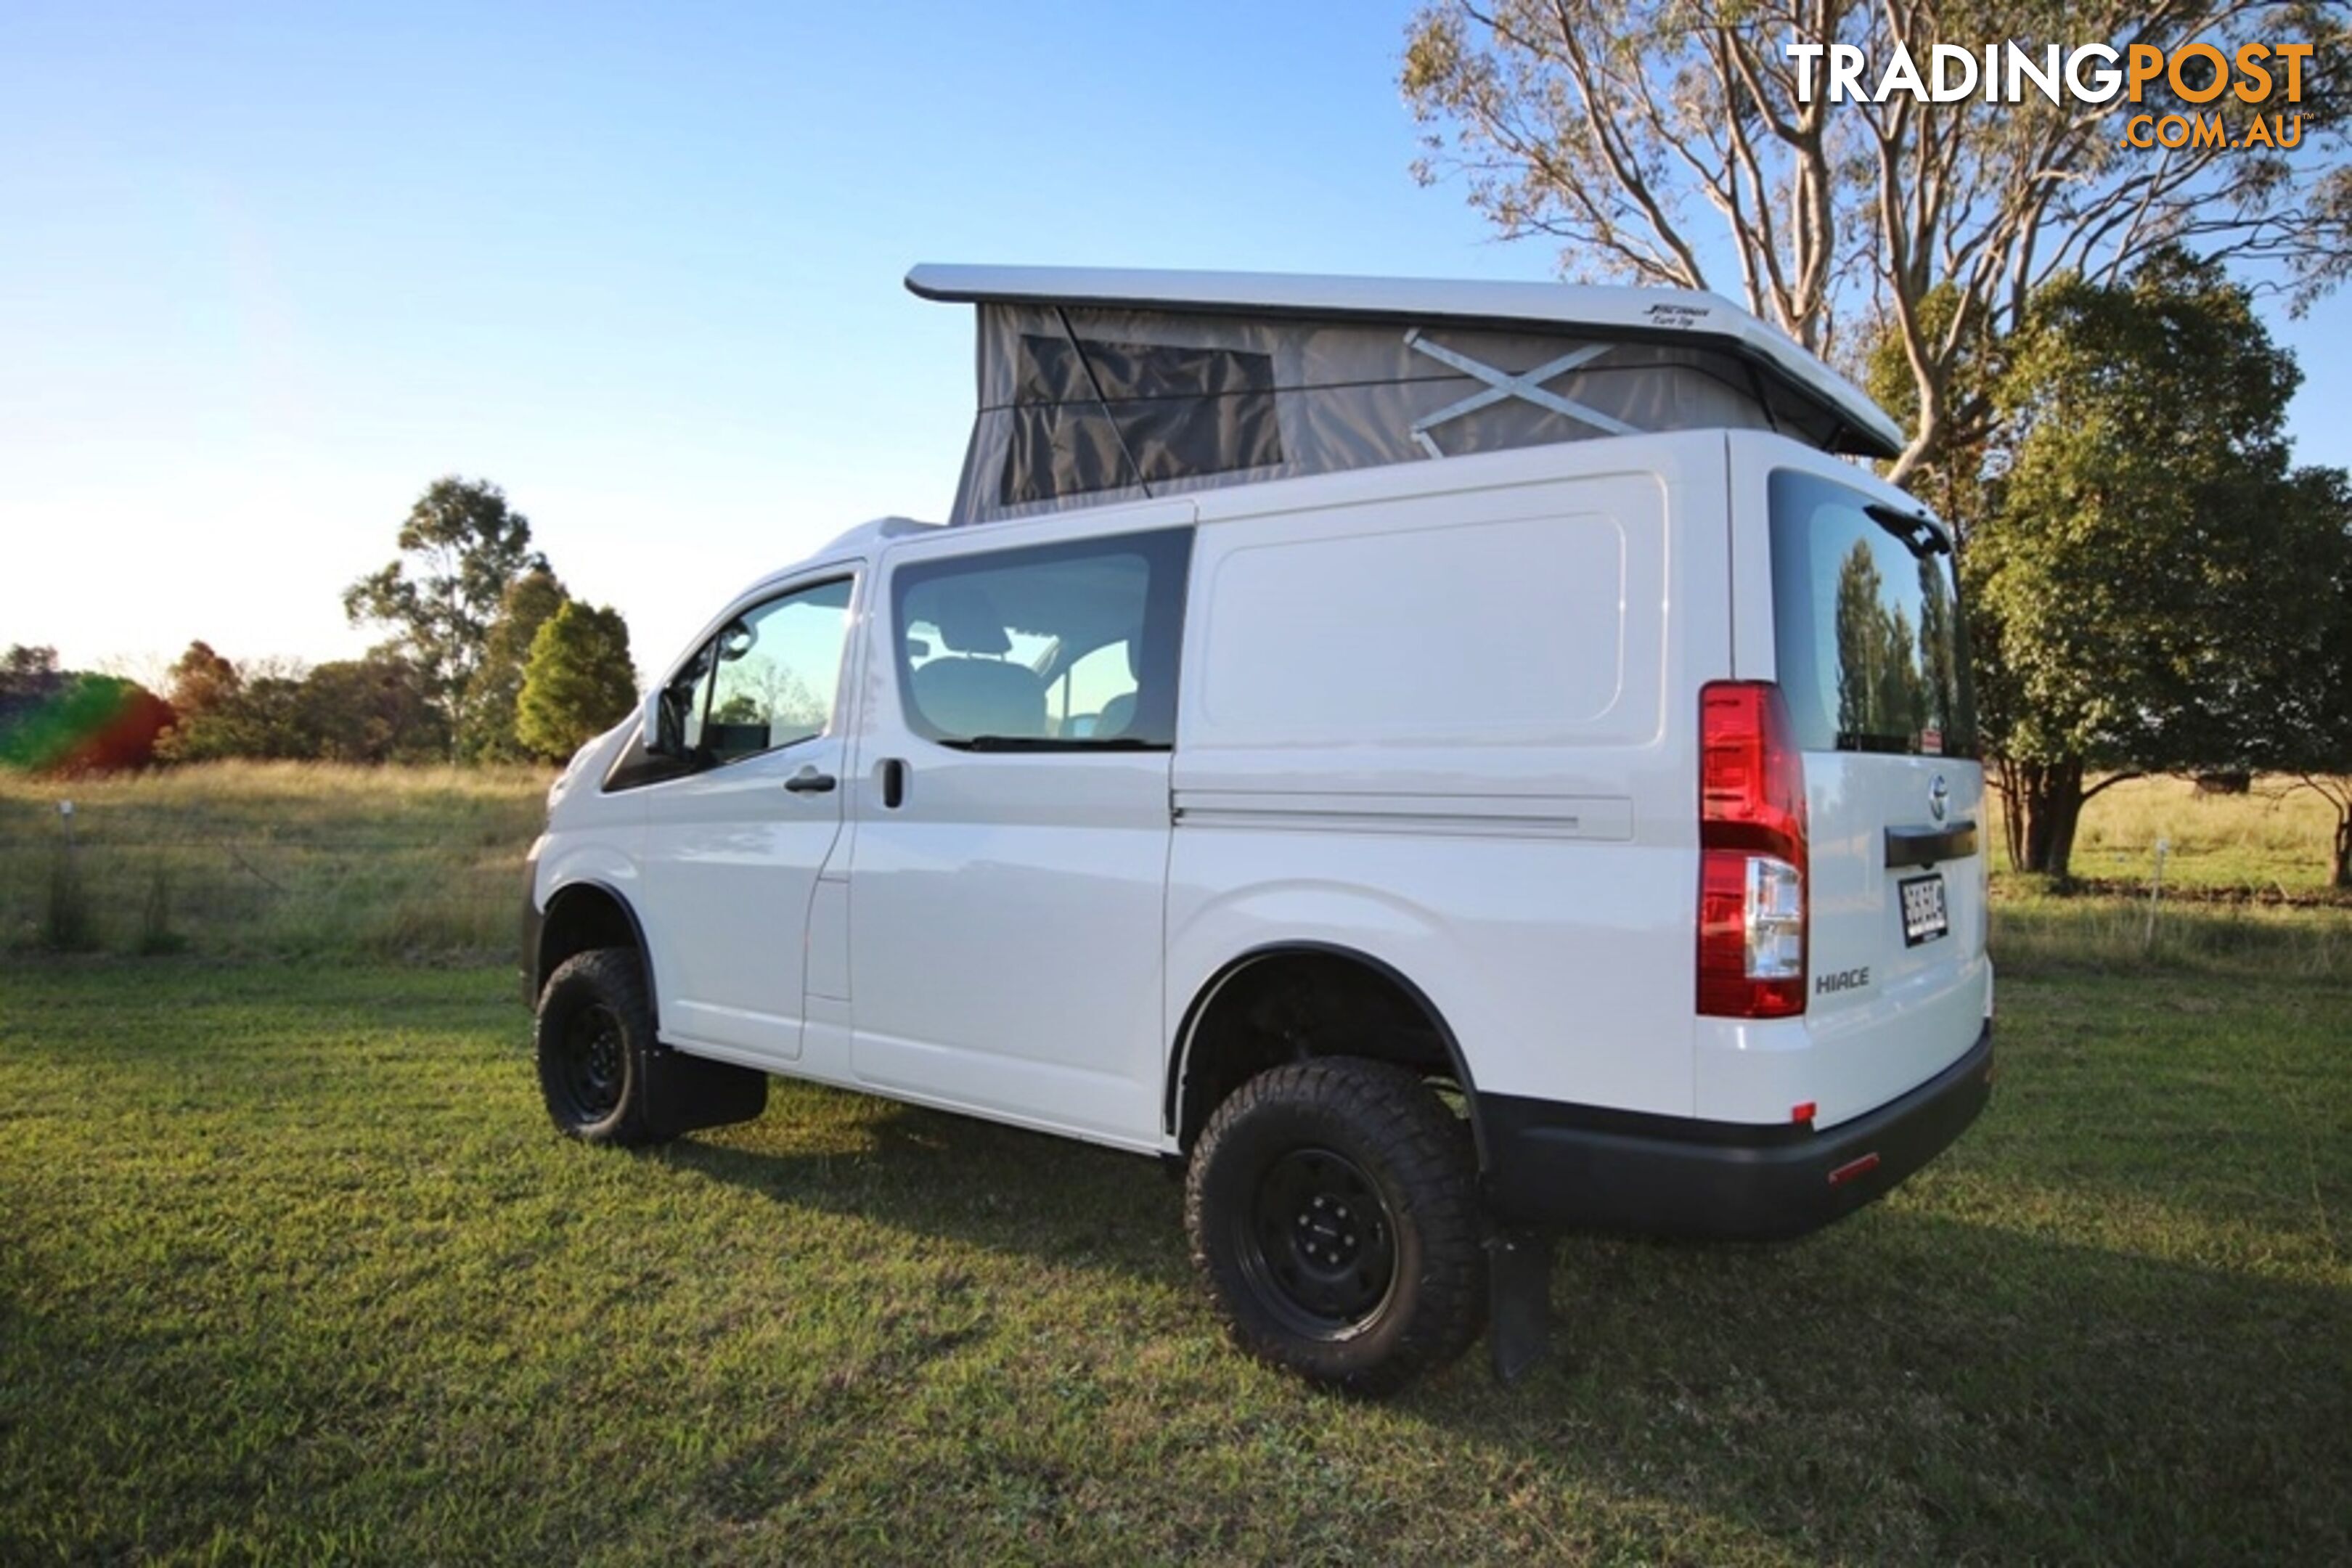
[1402,1,2350,481]
[343,476,550,751]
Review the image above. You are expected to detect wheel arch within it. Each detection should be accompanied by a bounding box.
[1164,942,1489,1173]
[534,879,658,1029]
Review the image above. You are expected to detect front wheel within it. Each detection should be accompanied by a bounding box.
[1185,1057,1484,1395]
[534,947,663,1145]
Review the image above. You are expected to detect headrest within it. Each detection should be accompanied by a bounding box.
[911,657,1047,738]
[932,586,1012,656]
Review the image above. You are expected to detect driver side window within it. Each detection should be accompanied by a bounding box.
[669,576,854,768]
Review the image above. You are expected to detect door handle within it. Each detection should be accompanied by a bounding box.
[785,768,837,794]
[1885,820,1977,868]
[879,757,907,809]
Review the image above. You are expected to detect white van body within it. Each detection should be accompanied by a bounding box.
[523,268,1994,1384]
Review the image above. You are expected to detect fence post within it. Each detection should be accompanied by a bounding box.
[2144,836,2168,951]
[46,799,92,952]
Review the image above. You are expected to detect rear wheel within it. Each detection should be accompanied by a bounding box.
[535,948,661,1146]
[1185,1057,1483,1394]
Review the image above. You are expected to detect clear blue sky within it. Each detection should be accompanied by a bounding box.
[5,1,2346,679]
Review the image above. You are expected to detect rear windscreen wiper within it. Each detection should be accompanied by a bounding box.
[1865,502,1952,558]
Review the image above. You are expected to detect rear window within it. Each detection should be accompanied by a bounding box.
[1768,469,1976,757]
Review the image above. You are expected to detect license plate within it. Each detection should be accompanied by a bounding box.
[1900,874,1949,947]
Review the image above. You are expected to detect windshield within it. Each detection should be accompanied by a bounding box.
[1768,469,1977,758]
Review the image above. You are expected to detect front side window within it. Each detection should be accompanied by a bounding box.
[891,529,1191,748]
[624,575,854,783]
[694,577,854,765]
[1769,470,1977,757]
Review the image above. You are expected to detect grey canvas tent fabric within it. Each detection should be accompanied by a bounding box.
[947,303,1837,526]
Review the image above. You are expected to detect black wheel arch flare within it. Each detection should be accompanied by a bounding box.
[1164,942,1490,1174]
[531,878,661,1032]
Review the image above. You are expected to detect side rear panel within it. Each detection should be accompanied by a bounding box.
[1164,436,1730,1122]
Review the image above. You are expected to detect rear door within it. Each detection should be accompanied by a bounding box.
[1733,440,1990,1124]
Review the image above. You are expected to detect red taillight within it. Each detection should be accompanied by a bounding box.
[1698,681,1808,1018]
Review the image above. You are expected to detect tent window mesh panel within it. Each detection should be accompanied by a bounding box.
[1003,335,1283,505]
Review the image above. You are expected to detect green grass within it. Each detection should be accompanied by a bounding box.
[4,936,2347,1564]
[1990,886,2350,981]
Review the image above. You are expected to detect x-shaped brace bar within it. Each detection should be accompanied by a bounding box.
[1405,330,1640,457]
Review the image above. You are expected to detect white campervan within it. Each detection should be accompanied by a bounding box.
[522,266,1994,1392]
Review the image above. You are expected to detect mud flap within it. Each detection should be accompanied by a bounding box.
[1487,1226,1553,1384]
[645,1048,769,1140]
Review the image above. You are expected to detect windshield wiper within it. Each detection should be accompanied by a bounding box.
[955,734,1161,752]
[1866,502,1952,558]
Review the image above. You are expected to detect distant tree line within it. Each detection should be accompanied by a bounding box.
[1,477,642,774]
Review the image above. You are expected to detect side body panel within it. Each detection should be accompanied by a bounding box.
[1166,435,1729,1123]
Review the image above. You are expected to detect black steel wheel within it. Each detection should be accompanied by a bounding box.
[1238,1147,1400,1338]
[551,998,627,1122]
[1186,1057,1484,1394]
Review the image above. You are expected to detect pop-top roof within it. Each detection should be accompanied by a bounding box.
[907,264,1903,526]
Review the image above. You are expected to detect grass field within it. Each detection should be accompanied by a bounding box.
[0,761,548,958]
[2,763,2348,1561]
[4,953,2347,1564]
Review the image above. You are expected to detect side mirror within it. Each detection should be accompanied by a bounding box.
[639,685,672,756]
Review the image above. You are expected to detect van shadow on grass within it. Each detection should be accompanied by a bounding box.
[671,1089,1198,1291]
[671,1093,2352,1564]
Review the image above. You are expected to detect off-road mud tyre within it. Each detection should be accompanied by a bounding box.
[534,947,665,1146]
[1185,1056,1484,1395]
